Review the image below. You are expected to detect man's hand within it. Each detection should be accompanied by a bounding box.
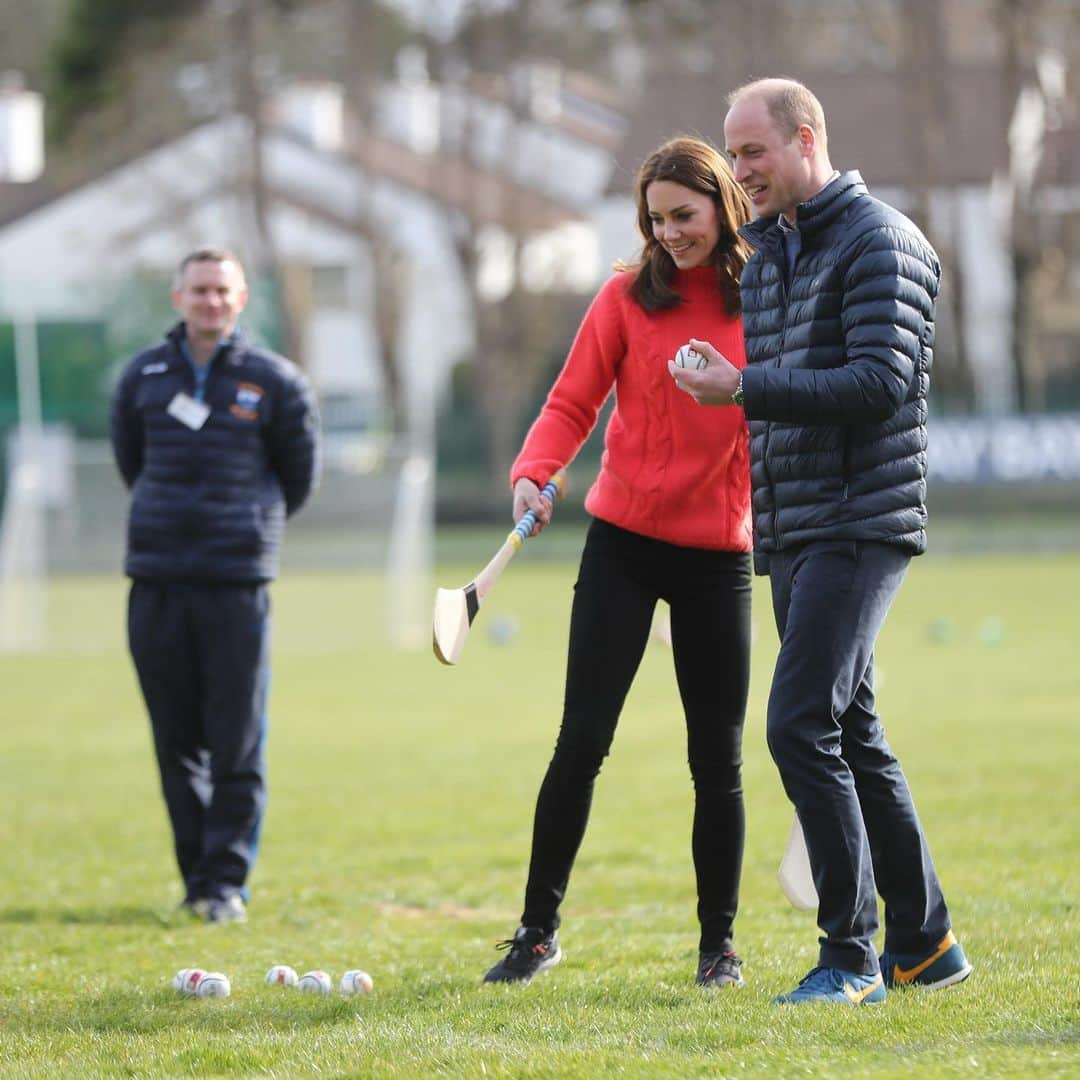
[669,338,741,405]
[512,477,553,536]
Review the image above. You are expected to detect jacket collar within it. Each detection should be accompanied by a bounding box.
[165,322,247,359]
[740,170,866,251]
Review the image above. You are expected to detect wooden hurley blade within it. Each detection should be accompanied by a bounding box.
[432,471,565,667]
[777,812,818,910]
[432,584,479,665]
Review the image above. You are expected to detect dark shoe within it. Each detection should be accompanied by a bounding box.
[773,965,885,1005]
[696,950,744,989]
[880,930,972,990]
[205,895,248,924]
[483,926,561,984]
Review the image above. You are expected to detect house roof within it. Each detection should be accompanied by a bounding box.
[0,177,52,227]
[0,122,589,237]
[608,65,1072,193]
[1,65,628,235]
[344,125,583,231]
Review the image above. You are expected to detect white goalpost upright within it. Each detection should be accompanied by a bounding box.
[382,252,444,652]
[385,448,434,650]
[0,314,48,652]
[384,331,437,651]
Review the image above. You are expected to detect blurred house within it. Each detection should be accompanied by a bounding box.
[0,65,625,435]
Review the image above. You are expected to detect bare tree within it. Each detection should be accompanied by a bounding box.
[423,1,608,486]
[343,0,408,435]
[222,0,302,367]
[997,0,1044,412]
[902,0,973,411]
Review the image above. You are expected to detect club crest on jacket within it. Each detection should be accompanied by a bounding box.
[231,381,264,420]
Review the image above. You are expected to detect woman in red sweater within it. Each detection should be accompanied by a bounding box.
[482,137,754,989]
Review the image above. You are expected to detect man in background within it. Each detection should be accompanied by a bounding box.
[671,78,972,1004]
[110,248,319,923]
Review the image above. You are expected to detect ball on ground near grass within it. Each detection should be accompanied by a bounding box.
[173,968,207,996]
[339,969,374,995]
[487,614,518,646]
[265,964,299,987]
[674,344,708,370]
[297,970,333,994]
[195,972,231,998]
[979,616,1006,644]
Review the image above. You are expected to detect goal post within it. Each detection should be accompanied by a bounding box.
[0,315,48,652]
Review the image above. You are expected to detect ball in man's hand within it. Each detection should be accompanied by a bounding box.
[674,344,708,370]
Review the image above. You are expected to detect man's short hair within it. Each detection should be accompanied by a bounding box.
[728,78,827,146]
[175,247,246,287]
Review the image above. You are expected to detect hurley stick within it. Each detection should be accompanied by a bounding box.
[432,472,565,666]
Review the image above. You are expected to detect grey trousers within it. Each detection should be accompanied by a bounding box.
[765,541,952,974]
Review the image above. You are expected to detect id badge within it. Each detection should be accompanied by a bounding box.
[167,392,211,431]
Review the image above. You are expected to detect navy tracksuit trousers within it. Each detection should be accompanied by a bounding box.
[128,581,271,904]
[765,540,952,975]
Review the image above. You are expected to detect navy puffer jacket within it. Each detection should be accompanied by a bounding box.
[738,171,938,568]
[110,324,320,584]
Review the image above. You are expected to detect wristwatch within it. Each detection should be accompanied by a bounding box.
[731,371,744,407]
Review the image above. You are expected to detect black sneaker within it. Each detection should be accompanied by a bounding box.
[483,926,562,984]
[205,895,248,924]
[696,950,744,989]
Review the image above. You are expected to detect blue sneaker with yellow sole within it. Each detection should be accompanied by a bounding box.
[773,965,886,1005]
[880,930,973,990]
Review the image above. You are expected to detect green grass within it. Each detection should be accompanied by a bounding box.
[1,547,1078,1077]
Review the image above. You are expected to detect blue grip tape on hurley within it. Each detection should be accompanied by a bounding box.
[509,477,561,546]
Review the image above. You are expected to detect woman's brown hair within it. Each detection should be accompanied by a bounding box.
[621,135,751,314]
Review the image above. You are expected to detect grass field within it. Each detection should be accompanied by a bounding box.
[1,543,1077,1077]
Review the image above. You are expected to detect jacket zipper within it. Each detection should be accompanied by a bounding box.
[764,253,789,550]
[840,433,851,501]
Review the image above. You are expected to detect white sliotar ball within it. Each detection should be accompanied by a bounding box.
[195,972,231,998]
[173,968,207,996]
[265,964,299,987]
[674,344,708,370]
[297,970,333,994]
[339,969,374,995]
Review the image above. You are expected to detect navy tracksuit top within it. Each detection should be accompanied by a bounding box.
[110,323,320,584]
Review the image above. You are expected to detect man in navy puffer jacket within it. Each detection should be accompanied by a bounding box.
[671,79,972,1004]
[111,248,319,923]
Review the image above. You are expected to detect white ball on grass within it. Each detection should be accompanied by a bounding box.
[487,614,518,646]
[297,970,333,994]
[172,968,207,996]
[194,972,231,998]
[339,969,374,995]
[674,344,708,370]
[265,965,299,987]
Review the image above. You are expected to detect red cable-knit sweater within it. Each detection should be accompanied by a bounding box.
[512,265,752,552]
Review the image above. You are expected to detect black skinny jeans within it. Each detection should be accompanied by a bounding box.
[520,519,752,953]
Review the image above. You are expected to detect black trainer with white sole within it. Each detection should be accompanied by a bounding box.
[205,895,248,924]
[696,950,744,989]
[483,926,562,984]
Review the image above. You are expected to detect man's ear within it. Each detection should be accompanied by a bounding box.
[798,124,816,159]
